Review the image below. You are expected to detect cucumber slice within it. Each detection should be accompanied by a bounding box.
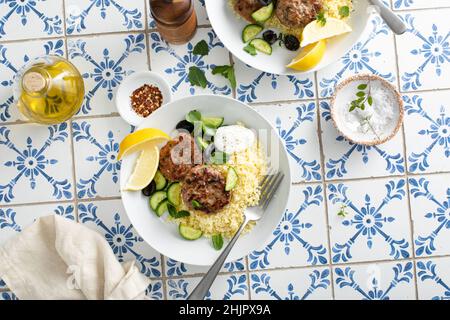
[179,224,203,240]
[196,136,209,150]
[154,171,167,190]
[202,116,224,129]
[249,39,272,55]
[242,24,263,43]
[150,191,167,211]
[155,199,168,217]
[251,2,274,23]
[202,125,217,137]
[167,182,182,206]
[225,167,238,191]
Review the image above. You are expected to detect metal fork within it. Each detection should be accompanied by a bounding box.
[188,170,284,300]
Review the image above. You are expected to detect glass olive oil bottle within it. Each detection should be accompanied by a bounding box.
[13,56,85,124]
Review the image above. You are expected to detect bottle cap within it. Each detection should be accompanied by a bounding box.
[22,71,47,93]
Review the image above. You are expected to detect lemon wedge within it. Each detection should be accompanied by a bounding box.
[301,18,352,48]
[118,128,170,160]
[286,40,326,71]
[123,144,160,191]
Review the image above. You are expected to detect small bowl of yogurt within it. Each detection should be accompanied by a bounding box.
[330,74,404,146]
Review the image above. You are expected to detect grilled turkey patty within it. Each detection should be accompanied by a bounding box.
[182,166,231,214]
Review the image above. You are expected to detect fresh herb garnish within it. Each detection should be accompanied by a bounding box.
[193,40,209,56]
[316,11,327,26]
[212,234,224,250]
[188,66,208,88]
[192,200,203,209]
[212,65,236,89]
[339,6,350,18]
[186,110,202,123]
[348,81,381,140]
[209,151,230,165]
[337,205,348,218]
[349,82,373,112]
[168,203,191,219]
[244,43,257,56]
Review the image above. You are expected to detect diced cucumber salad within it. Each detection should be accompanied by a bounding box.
[141,110,240,250]
[240,1,300,56]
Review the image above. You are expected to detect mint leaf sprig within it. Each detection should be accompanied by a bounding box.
[349,81,373,112]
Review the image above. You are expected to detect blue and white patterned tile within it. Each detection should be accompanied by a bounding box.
[72,117,132,199]
[255,102,322,183]
[235,60,315,103]
[148,28,233,99]
[146,280,164,300]
[317,15,397,98]
[250,267,332,300]
[319,101,406,180]
[396,9,450,92]
[333,261,416,300]
[166,273,248,300]
[0,279,7,289]
[327,178,412,264]
[393,0,449,10]
[0,39,65,123]
[409,174,450,257]
[416,257,450,300]
[77,199,162,278]
[68,33,148,116]
[403,92,450,174]
[0,0,63,41]
[0,291,18,300]
[148,0,208,29]
[0,123,74,204]
[248,184,328,270]
[164,257,246,277]
[0,203,74,244]
[65,0,145,35]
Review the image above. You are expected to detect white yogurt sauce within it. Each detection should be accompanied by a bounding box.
[214,125,255,153]
[334,79,400,142]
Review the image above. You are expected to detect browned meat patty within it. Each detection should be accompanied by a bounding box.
[159,133,203,181]
[182,166,231,214]
[234,0,263,23]
[276,0,323,28]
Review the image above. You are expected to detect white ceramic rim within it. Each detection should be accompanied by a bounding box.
[120,94,292,266]
[115,71,172,126]
[205,0,372,75]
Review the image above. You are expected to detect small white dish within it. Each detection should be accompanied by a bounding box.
[330,74,404,146]
[116,71,172,126]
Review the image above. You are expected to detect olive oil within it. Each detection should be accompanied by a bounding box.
[13,56,85,124]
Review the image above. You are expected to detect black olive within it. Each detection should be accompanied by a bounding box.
[142,181,156,197]
[262,30,278,45]
[284,35,300,51]
[203,143,216,164]
[258,0,272,5]
[176,120,194,133]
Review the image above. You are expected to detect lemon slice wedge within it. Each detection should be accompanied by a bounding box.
[301,18,352,48]
[123,144,160,191]
[118,128,170,160]
[286,40,326,71]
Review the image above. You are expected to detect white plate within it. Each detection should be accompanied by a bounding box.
[116,71,172,126]
[205,0,371,75]
[120,95,291,266]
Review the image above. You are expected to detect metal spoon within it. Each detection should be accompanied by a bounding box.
[369,0,407,35]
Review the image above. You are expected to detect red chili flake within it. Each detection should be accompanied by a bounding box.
[130,84,163,118]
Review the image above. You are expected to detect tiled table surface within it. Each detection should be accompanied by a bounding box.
[0,0,449,301]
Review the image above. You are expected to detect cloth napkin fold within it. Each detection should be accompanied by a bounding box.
[0,215,151,300]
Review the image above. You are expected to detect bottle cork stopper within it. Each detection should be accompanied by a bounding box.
[23,72,46,93]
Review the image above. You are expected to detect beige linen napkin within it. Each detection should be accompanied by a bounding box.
[0,215,151,300]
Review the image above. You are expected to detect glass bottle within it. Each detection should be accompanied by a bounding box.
[13,55,85,125]
[150,0,198,44]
